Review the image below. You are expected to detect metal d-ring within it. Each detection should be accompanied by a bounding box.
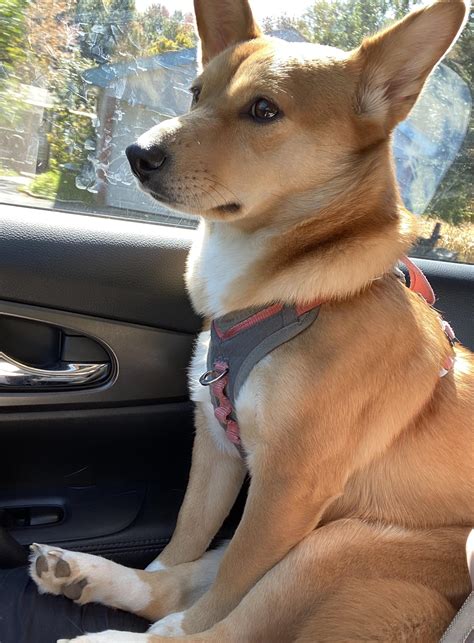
[199,367,228,386]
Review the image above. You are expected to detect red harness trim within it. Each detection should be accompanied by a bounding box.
[402,255,436,305]
[213,303,284,340]
[210,360,241,447]
[213,301,324,341]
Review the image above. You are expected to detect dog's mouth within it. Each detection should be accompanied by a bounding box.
[149,190,173,205]
[148,189,242,216]
[212,202,242,215]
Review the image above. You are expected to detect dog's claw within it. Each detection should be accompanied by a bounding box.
[48,550,63,558]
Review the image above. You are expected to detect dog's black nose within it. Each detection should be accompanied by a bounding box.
[126,143,167,180]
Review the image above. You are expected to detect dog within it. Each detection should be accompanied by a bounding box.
[30,1,473,641]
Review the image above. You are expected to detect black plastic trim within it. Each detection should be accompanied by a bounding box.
[0,204,201,333]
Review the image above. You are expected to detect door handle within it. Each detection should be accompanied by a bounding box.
[0,350,109,389]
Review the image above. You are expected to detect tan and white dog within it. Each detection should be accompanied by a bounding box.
[30,1,473,641]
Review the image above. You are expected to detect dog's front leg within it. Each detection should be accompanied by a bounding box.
[150,405,246,570]
[161,446,344,635]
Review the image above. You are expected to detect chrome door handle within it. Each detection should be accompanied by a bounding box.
[0,351,109,389]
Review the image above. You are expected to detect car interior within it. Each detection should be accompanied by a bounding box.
[0,0,472,641]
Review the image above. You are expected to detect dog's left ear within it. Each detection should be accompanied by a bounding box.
[194,0,261,66]
[352,0,469,132]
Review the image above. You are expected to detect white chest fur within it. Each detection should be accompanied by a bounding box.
[186,220,267,317]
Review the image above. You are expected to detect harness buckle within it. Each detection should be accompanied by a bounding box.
[199,367,228,386]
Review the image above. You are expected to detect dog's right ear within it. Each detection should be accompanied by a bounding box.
[194,0,261,66]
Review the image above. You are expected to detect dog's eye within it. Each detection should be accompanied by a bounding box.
[250,98,279,122]
[190,87,201,106]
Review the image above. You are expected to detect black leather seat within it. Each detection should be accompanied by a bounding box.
[0,566,149,643]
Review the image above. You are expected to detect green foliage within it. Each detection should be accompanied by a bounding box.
[75,0,134,62]
[48,107,95,169]
[427,17,473,225]
[74,0,196,63]
[56,169,95,203]
[0,0,29,70]
[0,0,30,133]
[0,163,19,176]
[0,79,29,129]
[425,125,473,226]
[113,3,196,59]
[266,0,421,53]
[26,167,95,204]
[27,169,61,198]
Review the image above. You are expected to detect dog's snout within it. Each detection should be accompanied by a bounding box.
[126,143,168,180]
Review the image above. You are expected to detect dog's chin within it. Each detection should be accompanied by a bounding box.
[147,188,243,219]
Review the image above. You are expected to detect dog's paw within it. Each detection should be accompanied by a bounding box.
[30,543,99,604]
[30,543,153,613]
[57,632,151,643]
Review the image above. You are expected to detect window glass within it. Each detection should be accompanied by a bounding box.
[0,0,471,262]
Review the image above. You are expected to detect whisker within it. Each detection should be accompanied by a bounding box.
[206,176,240,204]
[200,185,221,209]
[205,182,230,206]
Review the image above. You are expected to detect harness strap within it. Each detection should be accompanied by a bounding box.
[202,302,321,454]
[202,258,456,456]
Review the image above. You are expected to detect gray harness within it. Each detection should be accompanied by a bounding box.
[200,303,321,454]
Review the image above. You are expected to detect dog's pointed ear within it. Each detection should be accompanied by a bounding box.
[194,0,262,66]
[352,0,468,132]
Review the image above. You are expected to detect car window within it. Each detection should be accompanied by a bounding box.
[0,0,472,263]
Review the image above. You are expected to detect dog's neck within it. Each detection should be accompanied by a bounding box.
[185,152,417,318]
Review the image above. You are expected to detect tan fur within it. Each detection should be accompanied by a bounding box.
[32,1,473,642]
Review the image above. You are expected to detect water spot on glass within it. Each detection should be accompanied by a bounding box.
[75,176,89,190]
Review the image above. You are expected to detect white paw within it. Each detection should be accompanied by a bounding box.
[57,631,151,642]
[30,543,93,603]
[149,611,185,636]
[30,543,151,611]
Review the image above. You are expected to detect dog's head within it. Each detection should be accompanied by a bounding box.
[126,0,468,225]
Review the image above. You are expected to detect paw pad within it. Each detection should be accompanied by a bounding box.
[35,554,49,577]
[55,558,71,578]
[63,578,88,600]
[30,543,89,602]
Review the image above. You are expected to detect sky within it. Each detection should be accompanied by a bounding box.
[135,0,314,20]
